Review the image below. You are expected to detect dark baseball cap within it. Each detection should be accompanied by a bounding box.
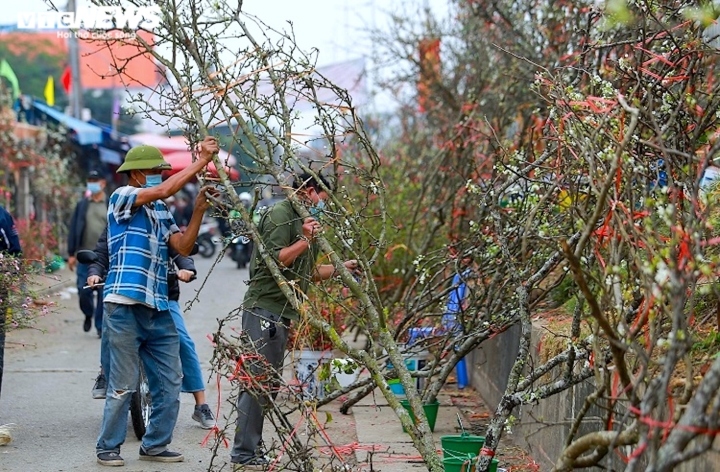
[87,170,103,181]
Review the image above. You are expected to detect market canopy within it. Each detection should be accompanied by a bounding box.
[129,133,238,175]
[32,101,103,145]
[163,150,239,180]
[128,133,190,154]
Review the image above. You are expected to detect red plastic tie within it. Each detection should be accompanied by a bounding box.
[480,447,495,457]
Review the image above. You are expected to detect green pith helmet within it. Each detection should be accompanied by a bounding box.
[117,145,172,173]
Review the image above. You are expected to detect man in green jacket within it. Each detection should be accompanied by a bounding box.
[230,173,359,469]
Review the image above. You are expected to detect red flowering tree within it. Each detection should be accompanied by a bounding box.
[0,92,76,267]
[362,0,720,470]
[0,95,65,409]
[288,285,355,352]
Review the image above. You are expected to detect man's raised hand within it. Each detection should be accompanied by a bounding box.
[177,269,194,282]
[197,185,221,212]
[199,136,220,162]
[344,259,362,279]
[302,217,322,241]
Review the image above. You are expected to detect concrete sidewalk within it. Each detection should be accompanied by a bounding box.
[351,389,465,471]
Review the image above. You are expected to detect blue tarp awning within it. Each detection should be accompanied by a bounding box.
[32,102,103,145]
[88,119,127,139]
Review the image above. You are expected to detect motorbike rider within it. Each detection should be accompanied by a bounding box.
[231,192,254,268]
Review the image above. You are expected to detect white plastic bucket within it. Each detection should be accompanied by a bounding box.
[700,166,720,197]
[403,347,429,391]
[293,350,329,399]
[330,359,360,388]
[387,347,430,392]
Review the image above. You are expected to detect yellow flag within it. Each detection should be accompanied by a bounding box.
[44,76,54,106]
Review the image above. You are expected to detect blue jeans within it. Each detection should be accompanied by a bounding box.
[96,302,182,456]
[168,300,205,393]
[76,262,103,333]
[99,301,205,394]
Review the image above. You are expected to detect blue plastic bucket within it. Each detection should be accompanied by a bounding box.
[388,378,405,396]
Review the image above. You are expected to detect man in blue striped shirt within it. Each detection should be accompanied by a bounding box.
[90,137,219,467]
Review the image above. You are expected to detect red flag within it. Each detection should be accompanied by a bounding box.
[61,66,71,94]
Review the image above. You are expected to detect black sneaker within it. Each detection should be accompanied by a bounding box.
[97,451,124,466]
[232,456,269,471]
[139,449,184,462]
[83,315,92,332]
[92,373,107,399]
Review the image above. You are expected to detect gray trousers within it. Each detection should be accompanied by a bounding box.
[231,307,290,462]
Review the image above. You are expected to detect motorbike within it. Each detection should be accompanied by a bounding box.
[231,235,253,269]
[129,364,151,440]
[196,221,218,258]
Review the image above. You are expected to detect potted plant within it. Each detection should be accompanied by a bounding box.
[288,285,353,399]
[323,357,361,390]
[14,218,59,271]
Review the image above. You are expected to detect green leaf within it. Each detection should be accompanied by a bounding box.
[684,5,718,28]
[318,362,331,381]
[605,0,633,26]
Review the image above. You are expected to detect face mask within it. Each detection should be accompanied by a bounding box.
[143,174,163,188]
[310,199,326,217]
[87,182,102,194]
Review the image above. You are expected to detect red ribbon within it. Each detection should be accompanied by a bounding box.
[479,446,495,457]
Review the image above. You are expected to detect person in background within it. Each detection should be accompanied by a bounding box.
[170,193,194,229]
[0,204,21,399]
[230,173,361,469]
[67,170,107,336]
[230,192,254,268]
[87,137,219,466]
[0,205,21,258]
[441,254,476,389]
[87,227,216,428]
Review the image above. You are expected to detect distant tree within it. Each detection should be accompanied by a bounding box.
[369,1,720,471]
[0,40,65,102]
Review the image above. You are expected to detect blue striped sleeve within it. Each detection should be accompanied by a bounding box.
[110,186,140,223]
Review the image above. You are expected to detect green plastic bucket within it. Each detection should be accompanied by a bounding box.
[400,399,439,432]
[442,456,498,472]
[441,433,485,458]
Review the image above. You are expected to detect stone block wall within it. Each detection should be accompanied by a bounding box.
[467,323,720,471]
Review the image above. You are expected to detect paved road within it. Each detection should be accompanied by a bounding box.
[0,253,254,472]
[0,251,447,472]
